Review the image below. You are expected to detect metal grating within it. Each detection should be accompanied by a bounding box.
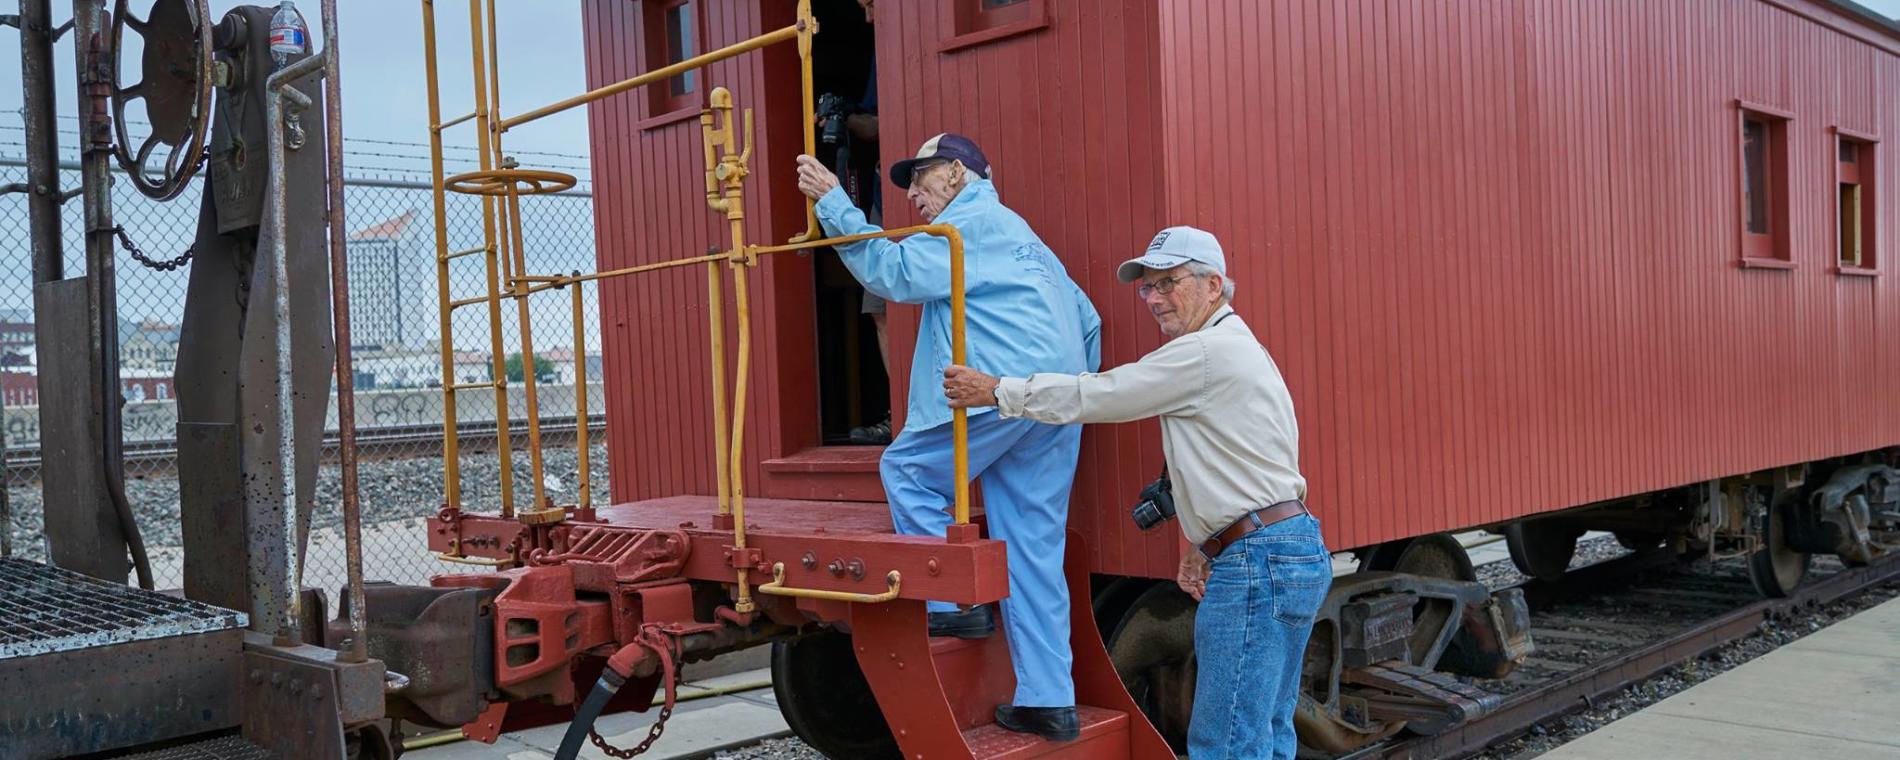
[0,558,246,659]
[112,735,276,760]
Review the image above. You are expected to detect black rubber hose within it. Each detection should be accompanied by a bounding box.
[555,671,625,760]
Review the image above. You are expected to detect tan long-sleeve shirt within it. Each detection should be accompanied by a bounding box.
[994,304,1307,545]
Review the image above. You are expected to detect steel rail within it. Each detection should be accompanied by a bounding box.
[1361,552,1900,760]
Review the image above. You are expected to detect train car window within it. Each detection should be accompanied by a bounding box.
[1736,103,1792,267]
[643,0,703,119]
[943,0,1049,52]
[1742,119,1769,235]
[1835,131,1878,274]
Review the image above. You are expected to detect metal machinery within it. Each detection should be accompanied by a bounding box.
[395,1,1535,758]
[2,0,397,757]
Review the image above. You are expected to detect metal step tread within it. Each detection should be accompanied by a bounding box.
[0,558,246,659]
[113,735,275,760]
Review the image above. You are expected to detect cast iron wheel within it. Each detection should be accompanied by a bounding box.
[1503,521,1581,582]
[1105,582,1198,754]
[1390,533,1476,665]
[1747,494,1811,598]
[771,631,900,760]
[1355,538,1416,573]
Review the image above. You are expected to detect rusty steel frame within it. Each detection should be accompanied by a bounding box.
[1364,551,1900,760]
[259,0,363,654]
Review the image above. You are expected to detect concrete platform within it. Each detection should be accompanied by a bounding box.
[1538,595,1900,760]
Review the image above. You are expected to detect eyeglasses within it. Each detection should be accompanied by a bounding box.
[1135,274,1195,299]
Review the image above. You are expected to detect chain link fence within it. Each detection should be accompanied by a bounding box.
[1,130,606,592]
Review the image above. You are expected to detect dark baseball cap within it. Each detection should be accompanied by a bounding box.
[889,132,990,189]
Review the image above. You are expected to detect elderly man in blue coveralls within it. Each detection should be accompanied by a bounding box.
[795,132,1101,742]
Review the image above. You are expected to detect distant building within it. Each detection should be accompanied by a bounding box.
[348,210,433,351]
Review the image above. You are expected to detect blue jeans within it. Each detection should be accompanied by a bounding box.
[1189,513,1330,759]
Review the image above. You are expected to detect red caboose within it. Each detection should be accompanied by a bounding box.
[425,0,1900,757]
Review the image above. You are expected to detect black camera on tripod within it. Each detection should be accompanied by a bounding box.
[1130,474,1176,531]
[817,91,854,146]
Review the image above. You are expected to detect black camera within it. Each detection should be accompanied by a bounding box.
[817,91,853,146]
[1130,475,1176,531]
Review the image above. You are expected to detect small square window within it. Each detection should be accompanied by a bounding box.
[942,0,1049,53]
[643,0,703,122]
[1834,129,1879,275]
[1735,102,1792,268]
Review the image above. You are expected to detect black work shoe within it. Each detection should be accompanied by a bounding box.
[926,605,994,639]
[848,412,893,445]
[993,704,1080,742]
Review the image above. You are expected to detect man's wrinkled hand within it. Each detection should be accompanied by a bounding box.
[795,154,840,200]
[942,365,1001,409]
[1176,548,1207,601]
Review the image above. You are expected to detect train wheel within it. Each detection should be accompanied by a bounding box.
[771,631,900,759]
[1390,534,1477,583]
[1104,582,1198,753]
[1503,521,1580,581]
[1748,498,1810,598]
[1355,538,1415,573]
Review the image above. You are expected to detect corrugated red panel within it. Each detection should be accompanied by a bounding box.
[587,0,1899,580]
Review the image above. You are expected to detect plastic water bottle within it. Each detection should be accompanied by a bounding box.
[268,0,311,70]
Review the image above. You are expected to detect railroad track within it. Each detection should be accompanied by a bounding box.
[1361,549,1900,759]
[1,418,606,480]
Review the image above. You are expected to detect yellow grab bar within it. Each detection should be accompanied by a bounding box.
[756,562,902,604]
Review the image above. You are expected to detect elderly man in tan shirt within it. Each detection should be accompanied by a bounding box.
[942,225,1329,759]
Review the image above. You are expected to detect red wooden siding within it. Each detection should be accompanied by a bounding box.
[1155,0,1900,554]
[586,0,1899,580]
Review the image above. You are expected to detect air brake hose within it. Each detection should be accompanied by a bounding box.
[554,669,626,760]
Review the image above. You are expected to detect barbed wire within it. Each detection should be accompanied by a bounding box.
[0,117,593,164]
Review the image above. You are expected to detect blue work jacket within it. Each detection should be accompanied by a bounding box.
[815,179,1101,432]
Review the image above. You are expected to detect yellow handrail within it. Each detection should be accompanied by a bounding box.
[757,562,902,604]
[417,0,977,613]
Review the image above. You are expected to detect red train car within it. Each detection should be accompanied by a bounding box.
[588,0,1897,581]
[429,1,1900,757]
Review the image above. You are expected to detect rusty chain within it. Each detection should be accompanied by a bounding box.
[588,634,680,758]
[111,225,194,272]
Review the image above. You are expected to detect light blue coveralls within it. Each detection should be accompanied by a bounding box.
[816,179,1101,708]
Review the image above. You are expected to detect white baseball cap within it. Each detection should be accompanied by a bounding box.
[1116,226,1227,283]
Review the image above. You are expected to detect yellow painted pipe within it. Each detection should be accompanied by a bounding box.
[499,23,802,132]
[464,0,514,517]
[708,262,731,518]
[504,185,550,511]
[420,0,461,507]
[572,280,590,508]
[757,562,902,603]
[748,225,970,525]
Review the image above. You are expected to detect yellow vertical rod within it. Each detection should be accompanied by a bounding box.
[728,251,754,613]
[571,280,589,507]
[793,0,818,242]
[506,186,548,509]
[949,233,969,525]
[707,263,731,517]
[466,0,514,516]
[421,0,461,506]
[484,0,513,289]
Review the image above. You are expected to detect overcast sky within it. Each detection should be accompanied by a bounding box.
[0,0,592,177]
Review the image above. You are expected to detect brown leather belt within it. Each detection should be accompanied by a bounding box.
[1199,500,1310,560]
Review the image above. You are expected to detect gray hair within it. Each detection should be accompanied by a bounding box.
[1184,261,1235,300]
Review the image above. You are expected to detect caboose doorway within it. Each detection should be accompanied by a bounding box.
[808,0,889,445]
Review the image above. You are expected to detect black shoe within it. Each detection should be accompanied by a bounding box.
[926,605,994,639]
[993,704,1080,742]
[848,412,893,445]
